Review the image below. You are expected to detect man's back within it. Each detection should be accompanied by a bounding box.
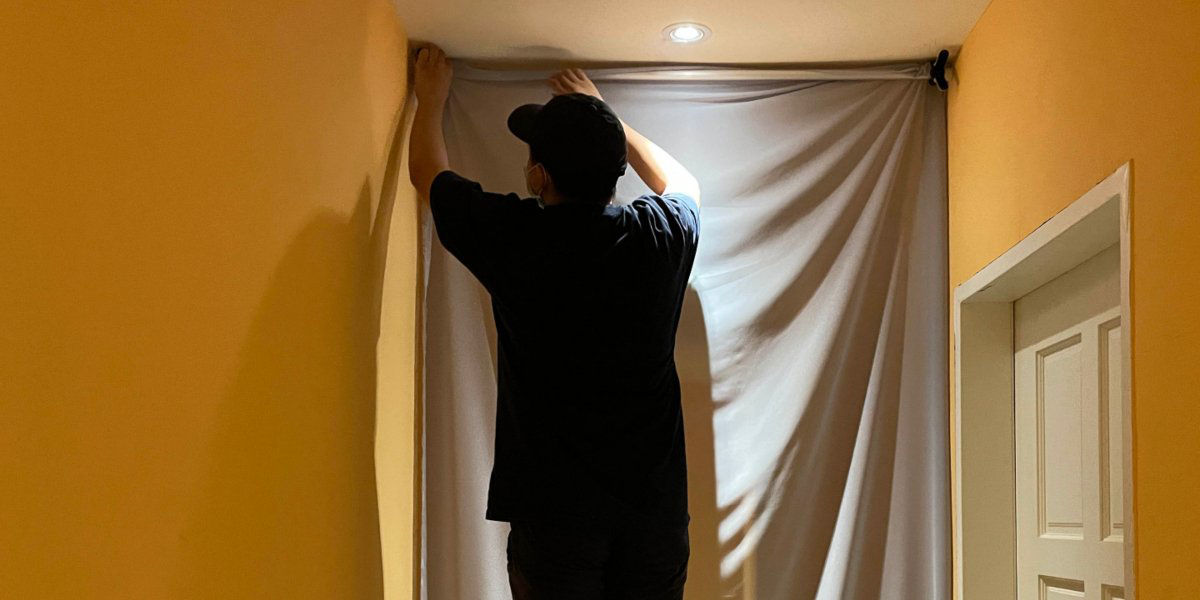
[430,170,701,527]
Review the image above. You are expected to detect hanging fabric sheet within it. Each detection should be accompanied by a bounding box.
[421,63,948,600]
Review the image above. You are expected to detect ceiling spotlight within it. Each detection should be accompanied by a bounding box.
[664,22,711,44]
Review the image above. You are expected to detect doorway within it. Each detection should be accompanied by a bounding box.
[953,163,1133,599]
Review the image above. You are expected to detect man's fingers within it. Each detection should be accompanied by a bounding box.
[549,70,598,96]
[415,43,449,67]
[552,72,581,92]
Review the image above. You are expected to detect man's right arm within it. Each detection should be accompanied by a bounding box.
[621,123,701,205]
[548,69,701,206]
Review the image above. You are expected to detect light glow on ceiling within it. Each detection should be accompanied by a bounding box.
[664,22,711,44]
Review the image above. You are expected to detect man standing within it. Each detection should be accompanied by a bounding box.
[408,44,701,600]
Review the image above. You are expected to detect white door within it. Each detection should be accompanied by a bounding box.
[1015,244,1125,600]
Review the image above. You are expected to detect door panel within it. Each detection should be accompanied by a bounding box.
[1099,318,1124,543]
[1037,335,1084,539]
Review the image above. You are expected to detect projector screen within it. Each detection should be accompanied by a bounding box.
[421,63,948,600]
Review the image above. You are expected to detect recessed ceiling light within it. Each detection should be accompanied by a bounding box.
[664,22,711,44]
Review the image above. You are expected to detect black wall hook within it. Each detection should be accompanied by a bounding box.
[929,50,950,91]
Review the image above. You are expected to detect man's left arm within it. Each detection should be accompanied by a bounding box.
[409,44,453,198]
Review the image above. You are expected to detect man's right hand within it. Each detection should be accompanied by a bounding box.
[549,69,603,101]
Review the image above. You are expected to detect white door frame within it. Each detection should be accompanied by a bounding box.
[952,162,1134,599]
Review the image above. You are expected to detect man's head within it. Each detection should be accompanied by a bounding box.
[507,93,628,207]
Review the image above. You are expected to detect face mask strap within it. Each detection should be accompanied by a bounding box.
[526,163,546,204]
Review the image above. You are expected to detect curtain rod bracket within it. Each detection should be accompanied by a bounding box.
[929,50,950,91]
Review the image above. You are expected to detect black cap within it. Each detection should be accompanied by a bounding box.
[507,93,628,184]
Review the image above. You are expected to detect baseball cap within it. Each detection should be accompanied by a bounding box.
[507,93,628,190]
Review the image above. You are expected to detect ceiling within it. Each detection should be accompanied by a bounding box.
[395,0,989,65]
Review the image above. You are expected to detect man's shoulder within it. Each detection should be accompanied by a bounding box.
[625,193,700,235]
[430,170,538,215]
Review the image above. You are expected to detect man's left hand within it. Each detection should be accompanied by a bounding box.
[414,44,454,106]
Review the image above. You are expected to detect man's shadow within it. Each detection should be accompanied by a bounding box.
[178,70,411,598]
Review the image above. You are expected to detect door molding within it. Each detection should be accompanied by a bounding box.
[953,162,1133,599]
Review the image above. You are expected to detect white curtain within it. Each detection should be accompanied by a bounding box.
[422,64,948,600]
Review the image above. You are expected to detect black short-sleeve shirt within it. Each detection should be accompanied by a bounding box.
[430,170,700,526]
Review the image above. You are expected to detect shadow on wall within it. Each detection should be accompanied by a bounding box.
[177,75,411,600]
[180,186,383,597]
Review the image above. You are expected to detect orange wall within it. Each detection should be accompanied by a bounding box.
[0,2,419,598]
[949,0,1200,596]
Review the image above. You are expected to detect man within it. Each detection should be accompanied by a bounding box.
[408,44,701,600]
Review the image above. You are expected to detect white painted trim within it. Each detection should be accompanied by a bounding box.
[953,162,1133,599]
[953,294,962,600]
[1118,164,1136,600]
[953,300,1016,599]
[957,164,1128,303]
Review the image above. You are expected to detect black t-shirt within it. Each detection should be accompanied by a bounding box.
[429,170,700,527]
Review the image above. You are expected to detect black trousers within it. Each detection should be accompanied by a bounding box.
[506,516,690,600]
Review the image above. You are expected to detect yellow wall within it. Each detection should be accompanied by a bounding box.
[949,0,1200,596]
[0,2,420,598]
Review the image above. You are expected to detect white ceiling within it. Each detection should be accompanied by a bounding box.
[396,0,988,65]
